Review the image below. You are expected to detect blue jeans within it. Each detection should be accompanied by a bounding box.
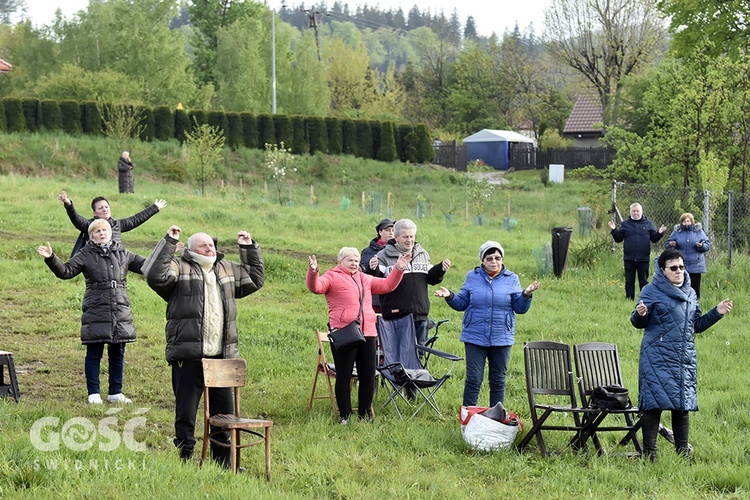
[463,342,512,407]
[85,343,125,395]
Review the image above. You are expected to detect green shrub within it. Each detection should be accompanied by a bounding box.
[274,114,293,148]
[40,100,63,131]
[174,108,190,143]
[369,120,381,158]
[355,120,372,158]
[138,106,155,142]
[415,123,434,163]
[403,130,419,163]
[188,109,207,128]
[258,114,275,147]
[397,124,412,161]
[377,121,397,162]
[207,110,229,137]
[4,98,26,132]
[291,115,308,155]
[307,116,327,155]
[59,100,82,135]
[226,112,243,151]
[0,100,5,132]
[342,119,356,155]
[153,106,174,141]
[325,117,342,155]
[21,99,40,132]
[240,112,258,149]
[82,101,102,135]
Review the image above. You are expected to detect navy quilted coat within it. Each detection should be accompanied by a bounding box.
[631,267,723,411]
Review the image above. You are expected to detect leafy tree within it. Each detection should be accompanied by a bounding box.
[184,121,226,196]
[0,20,59,98]
[544,0,665,127]
[464,16,478,40]
[97,102,146,153]
[325,37,377,116]
[0,0,23,24]
[32,64,142,103]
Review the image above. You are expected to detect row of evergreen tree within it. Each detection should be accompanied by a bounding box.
[0,98,435,163]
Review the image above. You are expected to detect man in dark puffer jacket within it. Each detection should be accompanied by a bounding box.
[143,224,264,467]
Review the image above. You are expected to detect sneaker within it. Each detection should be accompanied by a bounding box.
[87,394,103,404]
[340,418,348,425]
[107,393,132,404]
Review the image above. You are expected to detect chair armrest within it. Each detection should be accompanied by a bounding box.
[416,345,463,362]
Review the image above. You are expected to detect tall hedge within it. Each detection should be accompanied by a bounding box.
[138,107,155,142]
[240,113,258,149]
[291,115,308,155]
[307,116,328,155]
[153,106,174,141]
[0,100,5,132]
[415,123,434,163]
[22,99,40,132]
[273,114,293,148]
[377,121,398,162]
[40,100,63,131]
[82,101,102,135]
[397,124,412,161]
[342,119,356,155]
[174,108,190,143]
[188,109,207,129]
[258,114,275,148]
[225,112,243,150]
[4,98,26,133]
[325,117,342,155]
[207,110,229,139]
[403,130,420,163]
[355,120,373,159]
[369,120,381,158]
[59,100,82,135]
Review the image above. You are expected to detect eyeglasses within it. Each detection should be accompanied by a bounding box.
[484,256,503,262]
[667,265,685,271]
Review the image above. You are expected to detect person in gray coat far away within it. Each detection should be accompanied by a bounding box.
[631,248,732,462]
[118,151,135,193]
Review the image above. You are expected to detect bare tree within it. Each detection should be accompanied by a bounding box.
[543,0,665,127]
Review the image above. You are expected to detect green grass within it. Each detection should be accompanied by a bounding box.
[1,132,749,497]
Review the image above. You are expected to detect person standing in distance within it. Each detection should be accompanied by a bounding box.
[608,202,667,300]
[360,218,395,313]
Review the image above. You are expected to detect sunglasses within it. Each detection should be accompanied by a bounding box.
[666,265,685,271]
[484,256,503,262]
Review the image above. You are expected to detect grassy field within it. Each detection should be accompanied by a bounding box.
[1,133,749,498]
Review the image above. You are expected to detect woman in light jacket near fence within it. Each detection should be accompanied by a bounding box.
[435,241,539,407]
[307,247,410,424]
[666,212,711,299]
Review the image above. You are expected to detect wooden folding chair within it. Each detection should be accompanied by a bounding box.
[517,341,600,456]
[199,358,273,479]
[308,328,338,417]
[573,342,642,456]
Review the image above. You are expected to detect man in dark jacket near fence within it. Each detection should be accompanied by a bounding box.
[609,202,667,300]
[143,224,264,467]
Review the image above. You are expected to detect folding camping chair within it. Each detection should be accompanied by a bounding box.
[516,340,600,456]
[376,314,462,418]
[573,342,642,456]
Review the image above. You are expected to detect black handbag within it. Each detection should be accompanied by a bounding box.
[328,275,367,352]
[590,384,632,410]
[328,320,366,352]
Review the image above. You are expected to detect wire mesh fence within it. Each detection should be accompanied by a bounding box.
[612,181,750,265]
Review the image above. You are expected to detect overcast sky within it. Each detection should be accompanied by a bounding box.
[19,0,551,38]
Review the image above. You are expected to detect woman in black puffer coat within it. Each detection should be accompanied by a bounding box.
[38,219,145,404]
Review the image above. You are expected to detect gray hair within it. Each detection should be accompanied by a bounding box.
[630,203,642,210]
[87,218,112,238]
[394,218,417,237]
[187,232,212,251]
[337,247,360,262]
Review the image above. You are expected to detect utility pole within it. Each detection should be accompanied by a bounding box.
[272,1,287,114]
[302,7,324,61]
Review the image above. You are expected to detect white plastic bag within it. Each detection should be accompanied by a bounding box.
[460,405,520,451]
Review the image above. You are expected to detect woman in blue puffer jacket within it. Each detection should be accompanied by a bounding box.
[435,241,539,407]
[665,212,711,299]
[632,248,732,461]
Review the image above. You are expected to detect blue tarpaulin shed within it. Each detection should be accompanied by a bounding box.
[463,129,534,170]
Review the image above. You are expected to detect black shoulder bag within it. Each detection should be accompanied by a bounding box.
[328,275,367,352]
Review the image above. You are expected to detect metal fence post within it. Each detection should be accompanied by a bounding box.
[728,190,734,266]
[703,189,711,236]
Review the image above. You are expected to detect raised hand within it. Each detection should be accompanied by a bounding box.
[369,255,379,270]
[237,230,252,245]
[37,242,53,258]
[167,225,181,240]
[717,298,733,316]
[658,224,667,234]
[524,281,540,295]
[58,191,71,206]
[441,259,452,272]
[308,255,318,273]
[396,252,412,271]
[636,300,648,317]
[154,199,167,210]
[434,286,451,298]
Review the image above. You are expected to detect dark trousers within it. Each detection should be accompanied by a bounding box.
[624,260,650,300]
[85,343,125,395]
[331,337,377,420]
[641,409,690,459]
[171,359,233,466]
[463,343,512,407]
[689,272,702,299]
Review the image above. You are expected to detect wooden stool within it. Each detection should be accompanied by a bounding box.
[0,351,20,402]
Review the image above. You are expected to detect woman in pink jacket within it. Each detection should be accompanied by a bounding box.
[307,247,410,424]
